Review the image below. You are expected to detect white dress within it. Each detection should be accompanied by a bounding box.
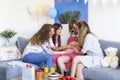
[78,34,104,68]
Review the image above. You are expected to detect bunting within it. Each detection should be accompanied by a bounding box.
[112,0,118,6]
[76,0,119,6]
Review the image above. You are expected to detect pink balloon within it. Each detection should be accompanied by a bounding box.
[44,5,51,16]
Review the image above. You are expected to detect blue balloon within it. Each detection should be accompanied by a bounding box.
[48,8,57,19]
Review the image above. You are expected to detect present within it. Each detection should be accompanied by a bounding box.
[22,64,35,80]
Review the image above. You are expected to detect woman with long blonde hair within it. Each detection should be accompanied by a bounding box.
[23,24,54,68]
[70,21,104,80]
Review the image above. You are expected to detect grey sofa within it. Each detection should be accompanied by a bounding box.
[83,39,120,80]
[0,37,38,80]
[0,37,120,80]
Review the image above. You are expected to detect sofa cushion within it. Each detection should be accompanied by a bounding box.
[0,46,22,62]
[0,60,38,80]
[16,37,28,54]
[83,67,120,80]
[99,39,120,64]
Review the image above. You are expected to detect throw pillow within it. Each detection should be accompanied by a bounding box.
[0,46,22,61]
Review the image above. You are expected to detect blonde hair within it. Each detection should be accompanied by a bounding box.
[77,21,92,47]
[29,24,53,45]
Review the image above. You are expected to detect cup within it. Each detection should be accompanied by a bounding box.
[44,67,48,73]
[50,67,55,73]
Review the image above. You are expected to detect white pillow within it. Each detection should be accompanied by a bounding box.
[0,46,22,61]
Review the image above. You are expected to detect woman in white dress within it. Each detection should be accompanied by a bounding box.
[70,21,104,80]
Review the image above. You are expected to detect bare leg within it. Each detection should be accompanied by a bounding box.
[53,63,57,71]
[57,56,70,75]
[70,56,80,77]
[76,63,85,80]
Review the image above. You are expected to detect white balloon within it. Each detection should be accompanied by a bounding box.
[27,4,36,15]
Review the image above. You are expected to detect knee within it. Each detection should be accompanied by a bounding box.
[77,63,84,69]
[57,57,63,63]
[73,56,79,63]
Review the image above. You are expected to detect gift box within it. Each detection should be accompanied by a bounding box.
[22,64,35,80]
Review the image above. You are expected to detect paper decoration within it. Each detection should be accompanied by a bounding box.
[91,0,119,6]
[77,0,88,4]
[102,0,108,6]
[112,0,118,6]
[84,0,88,4]
[92,0,96,5]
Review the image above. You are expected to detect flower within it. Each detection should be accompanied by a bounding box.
[0,28,17,41]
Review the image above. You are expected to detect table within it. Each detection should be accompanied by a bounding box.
[10,75,79,80]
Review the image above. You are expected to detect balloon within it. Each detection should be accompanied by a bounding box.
[44,5,51,16]
[48,8,57,19]
[27,4,36,15]
[36,4,44,15]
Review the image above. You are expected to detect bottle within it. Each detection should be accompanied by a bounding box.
[43,67,48,80]
[37,71,42,80]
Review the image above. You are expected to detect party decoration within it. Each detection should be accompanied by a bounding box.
[112,0,118,6]
[76,0,79,2]
[92,0,96,5]
[27,4,36,15]
[44,5,51,16]
[84,0,88,4]
[48,8,57,19]
[102,0,108,6]
[36,4,44,15]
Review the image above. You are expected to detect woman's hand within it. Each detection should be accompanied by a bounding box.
[74,46,81,54]
[64,45,72,49]
[65,49,74,53]
[69,41,78,46]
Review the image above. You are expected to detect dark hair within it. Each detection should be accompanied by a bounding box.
[52,23,62,47]
[29,23,53,45]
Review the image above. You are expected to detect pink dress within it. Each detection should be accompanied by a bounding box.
[53,36,84,69]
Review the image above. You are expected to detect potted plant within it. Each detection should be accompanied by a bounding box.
[0,28,17,46]
[58,10,80,24]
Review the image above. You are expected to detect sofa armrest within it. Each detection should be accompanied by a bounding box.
[16,37,28,54]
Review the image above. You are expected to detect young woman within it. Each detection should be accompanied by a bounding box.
[70,21,104,80]
[54,20,84,75]
[22,24,54,68]
[67,19,78,44]
[49,23,72,69]
[50,23,71,51]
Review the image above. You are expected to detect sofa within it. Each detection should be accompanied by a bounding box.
[0,37,120,80]
[83,39,120,80]
[0,37,38,80]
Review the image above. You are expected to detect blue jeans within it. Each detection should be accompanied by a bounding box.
[23,51,53,68]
